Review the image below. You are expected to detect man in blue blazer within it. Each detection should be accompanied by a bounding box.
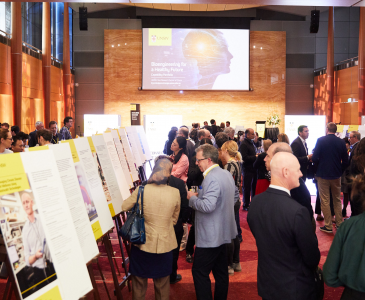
[312,122,348,233]
[187,144,238,300]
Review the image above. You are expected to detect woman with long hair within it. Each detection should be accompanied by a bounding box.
[254,139,272,195]
[277,133,290,144]
[122,157,180,300]
[170,136,189,183]
[220,140,242,275]
[163,128,177,156]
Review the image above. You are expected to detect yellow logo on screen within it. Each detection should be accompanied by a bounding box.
[149,29,172,46]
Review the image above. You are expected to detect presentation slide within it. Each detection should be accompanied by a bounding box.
[285,115,326,195]
[142,28,250,90]
[117,128,140,180]
[0,151,92,300]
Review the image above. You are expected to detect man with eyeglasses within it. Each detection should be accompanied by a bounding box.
[11,136,25,153]
[187,144,238,300]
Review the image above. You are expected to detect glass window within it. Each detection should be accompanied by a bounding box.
[0,3,11,35]
[21,2,43,50]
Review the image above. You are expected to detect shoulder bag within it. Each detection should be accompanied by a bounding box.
[118,186,146,245]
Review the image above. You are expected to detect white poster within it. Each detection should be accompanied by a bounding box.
[122,128,143,167]
[48,143,99,263]
[144,115,183,160]
[102,132,131,200]
[126,126,147,163]
[84,114,121,137]
[285,115,326,195]
[72,138,115,230]
[90,135,124,217]
[0,151,92,300]
[110,130,134,187]
[117,128,140,181]
[135,125,152,161]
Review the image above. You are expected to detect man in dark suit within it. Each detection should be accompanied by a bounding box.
[194,129,211,149]
[312,122,348,233]
[49,121,63,144]
[210,119,219,137]
[28,121,44,147]
[169,174,189,284]
[248,152,320,300]
[177,127,195,160]
[239,128,257,210]
[291,125,313,181]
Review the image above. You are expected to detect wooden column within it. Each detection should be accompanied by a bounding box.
[63,3,72,120]
[11,2,22,127]
[358,7,365,124]
[42,2,51,127]
[326,7,334,123]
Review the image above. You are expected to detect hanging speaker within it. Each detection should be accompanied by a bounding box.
[310,10,320,33]
[79,7,88,31]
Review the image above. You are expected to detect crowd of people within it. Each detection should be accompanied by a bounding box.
[0,117,74,154]
[124,120,365,300]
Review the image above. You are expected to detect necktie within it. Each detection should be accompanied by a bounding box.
[304,141,308,155]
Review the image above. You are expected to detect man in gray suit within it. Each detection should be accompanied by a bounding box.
[187,144,238,300]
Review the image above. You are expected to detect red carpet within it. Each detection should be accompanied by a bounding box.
[1,197,346,299]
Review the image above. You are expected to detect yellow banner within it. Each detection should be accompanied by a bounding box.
[0,153,30,196]
[34,285,62,300]
[61,140,80,163]
[87,137,96,153]
[348,125,359,132]
[130,104,136,111]
[91,220,103,240]
[108,203,116,217]
[29,145,49,151]
[337,125,344,133]
[148,29,172,46]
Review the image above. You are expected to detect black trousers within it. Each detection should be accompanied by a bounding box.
[192,244,229,300]
[341,286,365,300]
[226,237,240,266]
[171,218,184,281]
[242,170,255,208]
[186,224,195,256]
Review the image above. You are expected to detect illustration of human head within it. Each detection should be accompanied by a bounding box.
[21,193,34,218]
[182,29,233,89]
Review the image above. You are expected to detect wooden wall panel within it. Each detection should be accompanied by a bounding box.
[0,95,13,125]
[104,30,286,133]
[50,66,64,129]
[314,66,359,124]
[0,43,11,95]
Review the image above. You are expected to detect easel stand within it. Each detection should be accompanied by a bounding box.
[113,213,132,294]
[86,254,101,300]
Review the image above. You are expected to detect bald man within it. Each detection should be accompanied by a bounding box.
[248,152,320,300]
[264,143,314,225]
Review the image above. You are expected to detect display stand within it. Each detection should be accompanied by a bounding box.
[86,255,101,300]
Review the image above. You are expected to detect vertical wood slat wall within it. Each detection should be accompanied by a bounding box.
[0,4,74,134]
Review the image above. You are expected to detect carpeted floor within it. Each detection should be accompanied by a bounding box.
[1,197,346,300]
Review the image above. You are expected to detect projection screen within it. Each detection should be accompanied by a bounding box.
[142,28,250,91]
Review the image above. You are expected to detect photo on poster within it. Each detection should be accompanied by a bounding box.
[75,164,98,222]
[90,152,112,203]
[0,187,57,299]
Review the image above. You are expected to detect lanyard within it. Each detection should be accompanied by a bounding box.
[204,164,219,178]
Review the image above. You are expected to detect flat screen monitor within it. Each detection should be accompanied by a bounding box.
[142,28,250,91]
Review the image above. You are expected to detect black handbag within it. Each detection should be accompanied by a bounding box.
[315,266,324,300]
[118,186,146,245]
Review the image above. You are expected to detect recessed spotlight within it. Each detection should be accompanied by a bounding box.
[253,45,256,48]
[111,45,114,47]
[180,91,183,94]
[260,47,263,50]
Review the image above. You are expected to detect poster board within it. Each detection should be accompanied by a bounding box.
[110,130,134,187]
[84,114,121,137]
[120,127,143,167]
[117,128,140,181]
[102,132,131,200]
[143,115,183,160]
[0,151,92,300]
[125,126,146,164]
[89,135,124,217]
[135,125,152,161]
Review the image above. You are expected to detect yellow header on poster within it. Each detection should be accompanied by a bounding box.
[0,153,30,196]
[108,203,116,217]
[87,137,96,153]
[115,129,121,140]
[29,145,49,151]
[34,285,62,300]
[61,140,80,163]
[337,125,344,133]
[91,220,103,240]
[348,125,359,132]
[130,104,136,111]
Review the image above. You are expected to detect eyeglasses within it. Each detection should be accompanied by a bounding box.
[196,158,208,163]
